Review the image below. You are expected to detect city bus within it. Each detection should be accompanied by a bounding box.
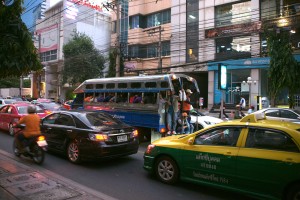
[71,74,200,142]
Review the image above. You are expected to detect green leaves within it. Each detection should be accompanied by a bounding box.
[266,28,299,108]
[62,32,105,86]
[0,0,42,78]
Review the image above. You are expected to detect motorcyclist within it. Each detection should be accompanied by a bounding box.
[15,105,41,153]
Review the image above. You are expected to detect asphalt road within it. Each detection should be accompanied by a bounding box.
[0,130,256,200]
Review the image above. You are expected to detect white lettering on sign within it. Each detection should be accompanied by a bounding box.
[200,162,217,170]
[196,153,220,163]
[112,115,125,119]
[193,171,229,184]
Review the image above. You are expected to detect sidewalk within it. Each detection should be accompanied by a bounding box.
[0,150,118,200]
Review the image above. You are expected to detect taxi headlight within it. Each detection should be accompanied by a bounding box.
[145,144,156,154]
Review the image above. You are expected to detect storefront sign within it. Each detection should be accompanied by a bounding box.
[205,22,261,38]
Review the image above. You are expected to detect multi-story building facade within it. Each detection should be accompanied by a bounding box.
[110,0,172,75]
[113,0,300,109]
[34,0,111,101]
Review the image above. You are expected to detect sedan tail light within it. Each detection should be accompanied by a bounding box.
[131,129,138,138]
[89,133,108,141]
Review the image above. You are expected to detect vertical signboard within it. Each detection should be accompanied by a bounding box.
[218,64,227,90]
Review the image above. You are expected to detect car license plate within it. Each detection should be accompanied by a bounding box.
[37,140,48,147]
[117,135,127,142]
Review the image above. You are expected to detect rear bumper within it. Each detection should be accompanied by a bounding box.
[80,138,139,160]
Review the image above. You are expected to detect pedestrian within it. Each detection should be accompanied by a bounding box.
[219,101,229,119]
[176,112,194,134]
[238,96,246,111]
[165,90,179,135]
[248,105,255,114]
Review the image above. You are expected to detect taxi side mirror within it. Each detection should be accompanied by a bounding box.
[188,137,194,145]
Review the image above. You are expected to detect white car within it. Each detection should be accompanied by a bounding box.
[189,110,223,130]
[253,108,300,124]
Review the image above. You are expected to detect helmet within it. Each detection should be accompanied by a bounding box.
[27,105,37,114]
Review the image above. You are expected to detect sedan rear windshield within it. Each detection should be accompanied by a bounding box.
[81,112,124,127]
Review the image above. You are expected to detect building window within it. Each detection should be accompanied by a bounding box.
[129,15,140,29]
[128,45,139,58]
[40,50,57,62]
[215,1,251,27]
[186,0,199,63]
[146,9,170,28]
[260,0,279,20]
[162,41,170,56]
[146,44,157,58]
[216,36,251,59]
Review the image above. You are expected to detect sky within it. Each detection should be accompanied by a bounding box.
[21,0,43,29]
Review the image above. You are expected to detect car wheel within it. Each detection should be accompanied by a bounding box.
[286,184,300,200]
[67,141,81,164]
[9,124,15,136]
[155,156,179,184]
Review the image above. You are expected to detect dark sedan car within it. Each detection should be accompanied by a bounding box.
[41,110,139,163]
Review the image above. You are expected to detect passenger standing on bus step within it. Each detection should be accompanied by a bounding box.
[182,89,193,115]
[165,90,179,135]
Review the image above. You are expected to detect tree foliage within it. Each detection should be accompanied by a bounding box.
[107,48,125,77]
[62,32,106,85]
[0,77,31,88]
[265,29,299,108]
[0,0,42,77]
[107,48,117,77]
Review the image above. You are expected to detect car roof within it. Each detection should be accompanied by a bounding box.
[213,113,300,131]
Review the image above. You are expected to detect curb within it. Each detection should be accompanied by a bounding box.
[0,149,118,200]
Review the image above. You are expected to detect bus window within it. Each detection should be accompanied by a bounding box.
[145,82,156,88]
[86,84,94,89]
[106,83,115,89]
[96,84,104,89]
[131,82,141,88]
[129,93,136,103]
[103,93,114,102]
[118,83,127,88]
[143,93,157,104]
[95,93,104,102]
[160,81,169,88]
[116,93,128,103]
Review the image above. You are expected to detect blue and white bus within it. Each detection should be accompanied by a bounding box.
[71,74,199,142]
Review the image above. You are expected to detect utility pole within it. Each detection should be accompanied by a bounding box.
[116,1,120,77]
[104,1,121,77]
[144,26,163,73]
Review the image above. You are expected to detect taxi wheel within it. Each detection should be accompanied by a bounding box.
[155,156,179,184]
[67,141,81,164]
[286,184,300,200]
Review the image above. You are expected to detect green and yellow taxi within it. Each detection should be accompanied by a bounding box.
[144,113,300,200]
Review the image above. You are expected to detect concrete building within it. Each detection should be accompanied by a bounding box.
[112,0,300,109]
[34,0,111,101]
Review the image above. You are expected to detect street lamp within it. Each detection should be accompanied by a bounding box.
[242,77,256,108]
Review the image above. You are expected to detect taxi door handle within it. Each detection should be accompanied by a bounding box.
[224,152,232,158]
[283,158,295,164]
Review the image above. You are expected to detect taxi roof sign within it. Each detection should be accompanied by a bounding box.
[240,113,266,123]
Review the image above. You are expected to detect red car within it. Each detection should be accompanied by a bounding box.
[0,103,48,136]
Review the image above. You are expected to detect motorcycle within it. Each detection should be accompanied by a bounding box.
[13,124,48,165]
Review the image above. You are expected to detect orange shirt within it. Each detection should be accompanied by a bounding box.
[18,114,41,138]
